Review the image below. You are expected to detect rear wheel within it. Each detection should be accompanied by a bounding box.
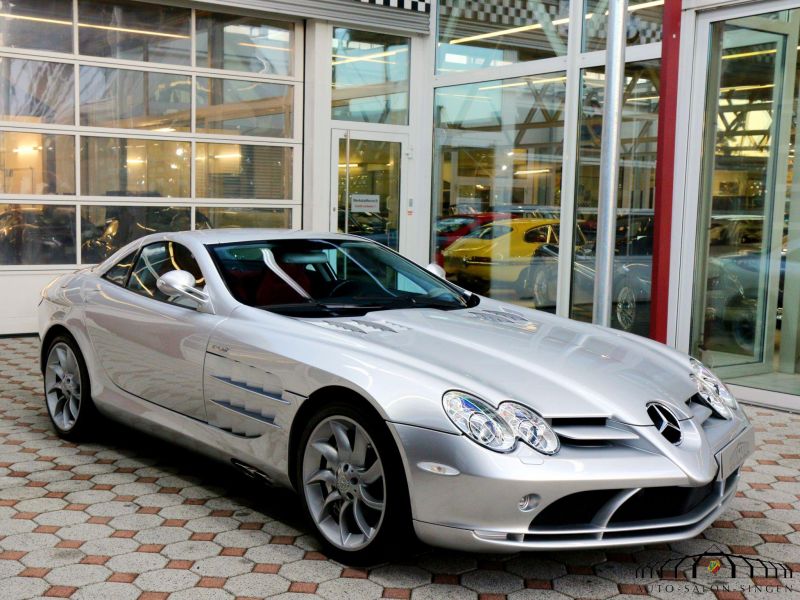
[43,335,97,440]
[296,402,411,565]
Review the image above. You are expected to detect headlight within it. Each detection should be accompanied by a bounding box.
[497,402,560,455]
[442,391,559,455]
[443,391,515,452]
[690,358,738,419]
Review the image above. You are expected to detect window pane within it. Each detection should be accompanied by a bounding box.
[437,0,569,73]
[433,73,566,305]
[80,66,191,131]
[0,58,74,125]
[570,60,660,336]
[583,0,663,52]
[196,77,293,138]
[78,0,190,65]
[0,204,75,265]
[332,28,409,125]
[0,132,75,194]
[126,241,201,305]
[196,143,292,199]
[0,1,73,53]
[196,207,291,229]
[196,11,294,76]
[81,137,190,197]
[81,205,190,263]
[103,250,136,286]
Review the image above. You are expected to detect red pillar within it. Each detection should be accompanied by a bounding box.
[650,0,683,343]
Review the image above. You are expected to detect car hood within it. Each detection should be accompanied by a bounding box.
[305,300,696,426]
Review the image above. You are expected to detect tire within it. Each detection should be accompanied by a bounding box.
[613,284,638,332]
[516,265,557,310]
[42,335,98,440]
[296,401,412,565]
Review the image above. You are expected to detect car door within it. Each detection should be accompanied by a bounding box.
[83,240,222,420]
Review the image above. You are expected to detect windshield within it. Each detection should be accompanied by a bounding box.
[208,238,476,317]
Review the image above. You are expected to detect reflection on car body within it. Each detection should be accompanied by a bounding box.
[442,218,569,292]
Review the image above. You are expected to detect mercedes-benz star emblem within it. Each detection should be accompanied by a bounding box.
[647,403,682,444]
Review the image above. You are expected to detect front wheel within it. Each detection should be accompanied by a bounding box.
[296,402,411,565]
[43,335,98,440]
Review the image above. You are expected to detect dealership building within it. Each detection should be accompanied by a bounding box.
[0,0,798,409]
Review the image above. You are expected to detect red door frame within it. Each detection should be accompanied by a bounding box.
[650,0,682,342]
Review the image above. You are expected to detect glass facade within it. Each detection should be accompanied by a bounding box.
[569,61,660,335]
[432,0,663,338]
[0,1,301,267]
[331,28,410,125]
[437,0,570,73]
[434,74,566,299]
[691,8,800,398]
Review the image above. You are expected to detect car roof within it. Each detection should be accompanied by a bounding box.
[165,228,358,245]
[490,218,560,228]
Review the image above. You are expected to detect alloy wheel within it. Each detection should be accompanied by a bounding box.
[302,416,386,551]
[615,286,637,331]
[44,342,82,431]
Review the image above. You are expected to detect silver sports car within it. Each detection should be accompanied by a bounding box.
[37,229,754,564]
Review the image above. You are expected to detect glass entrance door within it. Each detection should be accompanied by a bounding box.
[691,11,800,392]
[330,130,408,252]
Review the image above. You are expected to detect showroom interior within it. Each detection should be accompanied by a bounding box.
[0,0,799,410]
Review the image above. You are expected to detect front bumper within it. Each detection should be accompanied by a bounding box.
[389,420,754,552]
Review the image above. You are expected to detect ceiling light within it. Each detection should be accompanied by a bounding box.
[332,48,407,66]
[478,76,566,91]
[515,168,550,175]
[238,42,290,52]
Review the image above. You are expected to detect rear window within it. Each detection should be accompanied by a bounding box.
[467,224,511,240]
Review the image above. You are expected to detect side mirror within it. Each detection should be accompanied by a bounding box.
[156,270,209,305]
[426,263,447,279]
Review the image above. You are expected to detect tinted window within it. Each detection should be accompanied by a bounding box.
[127,242,203,307]
[103,251,136,286]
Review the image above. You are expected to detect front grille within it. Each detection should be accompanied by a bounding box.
[550,417,640,447]
[608,481,715,523]
[520,471,740,545]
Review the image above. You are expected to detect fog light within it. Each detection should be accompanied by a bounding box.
[518,494,540,512]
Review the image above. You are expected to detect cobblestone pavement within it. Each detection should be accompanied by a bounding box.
[2,335,800,599]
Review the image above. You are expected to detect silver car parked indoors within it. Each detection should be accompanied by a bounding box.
[38,229,754,564]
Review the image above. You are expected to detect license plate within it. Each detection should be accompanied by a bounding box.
[717,425,755,481]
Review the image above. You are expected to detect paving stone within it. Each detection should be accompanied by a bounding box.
[45,564,111,586]
[316,577,383,600]
[72,581,140,600]
[1,337,800,600]
[553,574,620,599]
[191,555,254,577]
[2,576,49,600]
[134,568,201,591]
[280,559,343,582]
[105,551,169,573]
[163,540,222,560]
[224,572,291,596]
[411,584,478,599]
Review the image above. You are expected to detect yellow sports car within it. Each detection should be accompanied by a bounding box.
[442,218,560,290]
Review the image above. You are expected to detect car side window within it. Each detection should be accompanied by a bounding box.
[524,227,548,244]
[102,251,137,286]
[127,242,204,308]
